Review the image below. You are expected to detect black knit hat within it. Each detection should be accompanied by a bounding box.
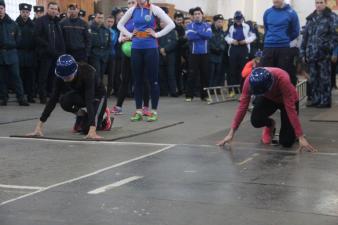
[0,0,5,8]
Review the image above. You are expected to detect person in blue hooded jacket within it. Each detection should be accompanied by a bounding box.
[260,0,300,85]
[185,7,212,102]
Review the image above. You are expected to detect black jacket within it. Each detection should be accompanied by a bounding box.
[0,14,19,65]
[159,30,177,65]
[60,17,91,57]
[208,24,226,63]
[40,62,106,126]
[89,22,111,61]
[34,15,65,58]
[301,7,337,62]
[16,16,35,67]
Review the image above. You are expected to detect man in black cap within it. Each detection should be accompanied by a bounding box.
[16,3,36,103]
[33,5,44,20]
[209,14,226,87]
[34,1,65,104]
[79,9,86,19]
[60,4,91,62]
[225,11,256,95]
[0,0,29,106]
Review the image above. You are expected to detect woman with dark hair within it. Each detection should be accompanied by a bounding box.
[117,0,175,122]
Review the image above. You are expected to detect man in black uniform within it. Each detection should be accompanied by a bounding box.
[89,12,111,84]
[34,2,65,104]
[60,4,91,62]
[16,3,36,103]
[27,55,112,140]
[33,6,44,21]
[174,11,186,95]
[0,0,29,106]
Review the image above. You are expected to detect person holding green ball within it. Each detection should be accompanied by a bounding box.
[110,0,151,116]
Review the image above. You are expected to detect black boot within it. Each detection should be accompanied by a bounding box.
[28,96,36,103]
[0,99,7,106]
[18,99,30,106]
[40,97,47,104]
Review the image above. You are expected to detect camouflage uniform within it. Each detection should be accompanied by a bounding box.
[300,7,337,106]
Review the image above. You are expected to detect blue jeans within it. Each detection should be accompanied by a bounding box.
[131,48,160,110]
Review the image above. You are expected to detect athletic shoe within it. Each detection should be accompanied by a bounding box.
[146,111,158,122]
[110,106,123,115]
[229,91,236,98]
[73,115,84,133]
[102,107,113,131]
[130,111,143,122]
[185,98,192,102]
[261,119,276,144]
[201,97,212,102]
[142,106,152,117]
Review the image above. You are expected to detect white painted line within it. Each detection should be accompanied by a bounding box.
[0,184,44,190]
[237,153,260,166]
[88,176,143,195]
[0,144,176,207]
[0,136,169,147]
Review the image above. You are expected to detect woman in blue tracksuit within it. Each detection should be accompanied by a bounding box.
[117,0,175,122]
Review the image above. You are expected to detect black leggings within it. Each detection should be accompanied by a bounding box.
[60,91,107,130]
[250,97,299,148]
[116,54,149,108]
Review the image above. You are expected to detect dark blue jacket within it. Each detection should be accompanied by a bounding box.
[186,21,212,54]
[0,14,19,65]
[208,24,226,63]
[16,16,35,67]
[263,4,300,48]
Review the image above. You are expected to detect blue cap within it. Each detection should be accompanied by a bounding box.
[249,68,274,95]
[55,55,78,78]
[234,11,243,20]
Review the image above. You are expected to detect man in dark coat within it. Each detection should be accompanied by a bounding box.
[0,0,29,106]
[16,3,36,103]
[34,1,65,104]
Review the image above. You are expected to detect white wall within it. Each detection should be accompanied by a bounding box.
[5,0,36,20]
[154,0,328,26]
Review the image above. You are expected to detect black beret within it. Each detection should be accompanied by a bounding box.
[19,3,32,11]
[33,6,44,13]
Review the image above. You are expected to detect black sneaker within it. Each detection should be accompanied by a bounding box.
[18,100,30,106]
[40,97,47,104]
[28,97,36,103]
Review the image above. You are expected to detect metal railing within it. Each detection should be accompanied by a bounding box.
[204,80,307,105]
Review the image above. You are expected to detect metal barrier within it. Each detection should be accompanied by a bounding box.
[204,80,307,105]
[203,85,241,105]
[296,80,307,102]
